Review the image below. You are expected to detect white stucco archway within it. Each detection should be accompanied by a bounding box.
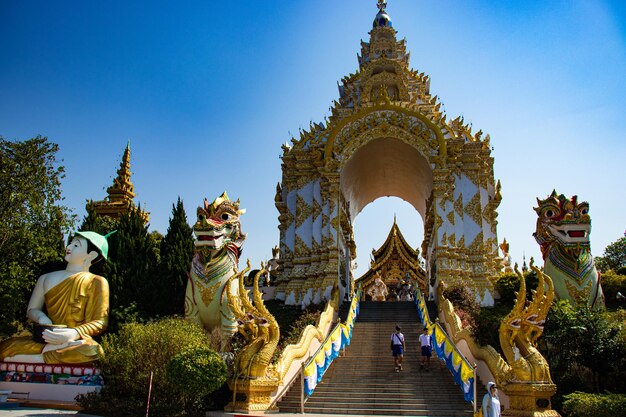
[340,137,433,221]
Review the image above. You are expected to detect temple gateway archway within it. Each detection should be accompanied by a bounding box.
[275,2,501,307]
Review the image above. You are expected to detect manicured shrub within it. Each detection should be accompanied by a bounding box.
[562,392,626,417]
[166,346,228,413]
[77,317,215,416]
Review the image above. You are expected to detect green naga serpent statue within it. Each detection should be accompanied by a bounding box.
[184,192,246,350]
[533,191,604,308]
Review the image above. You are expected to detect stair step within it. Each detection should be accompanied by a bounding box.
[277,301,474,416]
[280,406,473,416]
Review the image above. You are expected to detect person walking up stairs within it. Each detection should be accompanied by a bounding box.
[391,325,406,373]
[278,301,474,416]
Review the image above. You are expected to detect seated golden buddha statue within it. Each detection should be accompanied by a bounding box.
[0,231,113,365]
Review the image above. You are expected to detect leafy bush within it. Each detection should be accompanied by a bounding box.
[495,273,519,304]
[472,306,509,355]
[442,285,479,329]
[542,300,626,395]
[275,308,321,357]
[495,271,538,306]
[562,392,626,417]
[600,271,626,309]
[166,346,227,413]
[265,300,322,362]
[77,317,216,417]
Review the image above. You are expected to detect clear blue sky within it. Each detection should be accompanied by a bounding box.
[1,1,625,278]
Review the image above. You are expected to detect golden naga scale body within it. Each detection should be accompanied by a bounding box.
[228,263,280,379]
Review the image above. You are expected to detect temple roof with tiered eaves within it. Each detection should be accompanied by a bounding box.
[356,217,426,292]
[87,143,150,222]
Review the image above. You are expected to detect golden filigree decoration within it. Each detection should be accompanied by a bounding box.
[467,231,484,253]
[295,195,313,229]
[454,194,464,218]
[446,209,455,226]
[321,213,330,230]
[464,191,482,226]
[564,280,592,304]
[361,72,410,103]
[434,210,444,234]
[311,198,323,222]
[294,234,311,255]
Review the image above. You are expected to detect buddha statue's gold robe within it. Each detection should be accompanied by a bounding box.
[0,272,109,364]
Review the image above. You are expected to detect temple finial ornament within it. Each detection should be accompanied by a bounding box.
[499,238,513,273]
[377,0,387,12]
[107,142,135,202]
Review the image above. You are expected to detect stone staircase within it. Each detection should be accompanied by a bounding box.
[278,301,475,416]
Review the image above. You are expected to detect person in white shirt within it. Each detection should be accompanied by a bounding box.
[418,327,433,371]
[390,325,405,372]
[482,381,501,417]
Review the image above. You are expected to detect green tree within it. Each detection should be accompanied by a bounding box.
[106,205,159,329]
[543,301,626,395]
[495,272,519,304]
[596,236,626,273]
[0,136,75,337]
[80,203,120,236]
[155,198,194,316]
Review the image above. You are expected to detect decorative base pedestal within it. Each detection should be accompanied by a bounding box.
[0,362,102,403]
[225,377,279,412]
[502,382,560,417]
[0,381,100,402]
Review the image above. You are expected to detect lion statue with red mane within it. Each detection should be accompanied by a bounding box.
[533,191,604,308]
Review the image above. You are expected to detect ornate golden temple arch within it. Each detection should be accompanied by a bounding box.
[275,2,501,307]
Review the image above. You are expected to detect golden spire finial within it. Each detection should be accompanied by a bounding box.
[88,141,149,222]
[107,142,136,202]
[377,0,387,12]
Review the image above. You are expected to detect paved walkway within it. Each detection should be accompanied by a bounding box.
[0,408,409,417]
[0,409,92,416]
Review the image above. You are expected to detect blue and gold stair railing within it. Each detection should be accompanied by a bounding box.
[414,288,477,412]
[301,285,362,409]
